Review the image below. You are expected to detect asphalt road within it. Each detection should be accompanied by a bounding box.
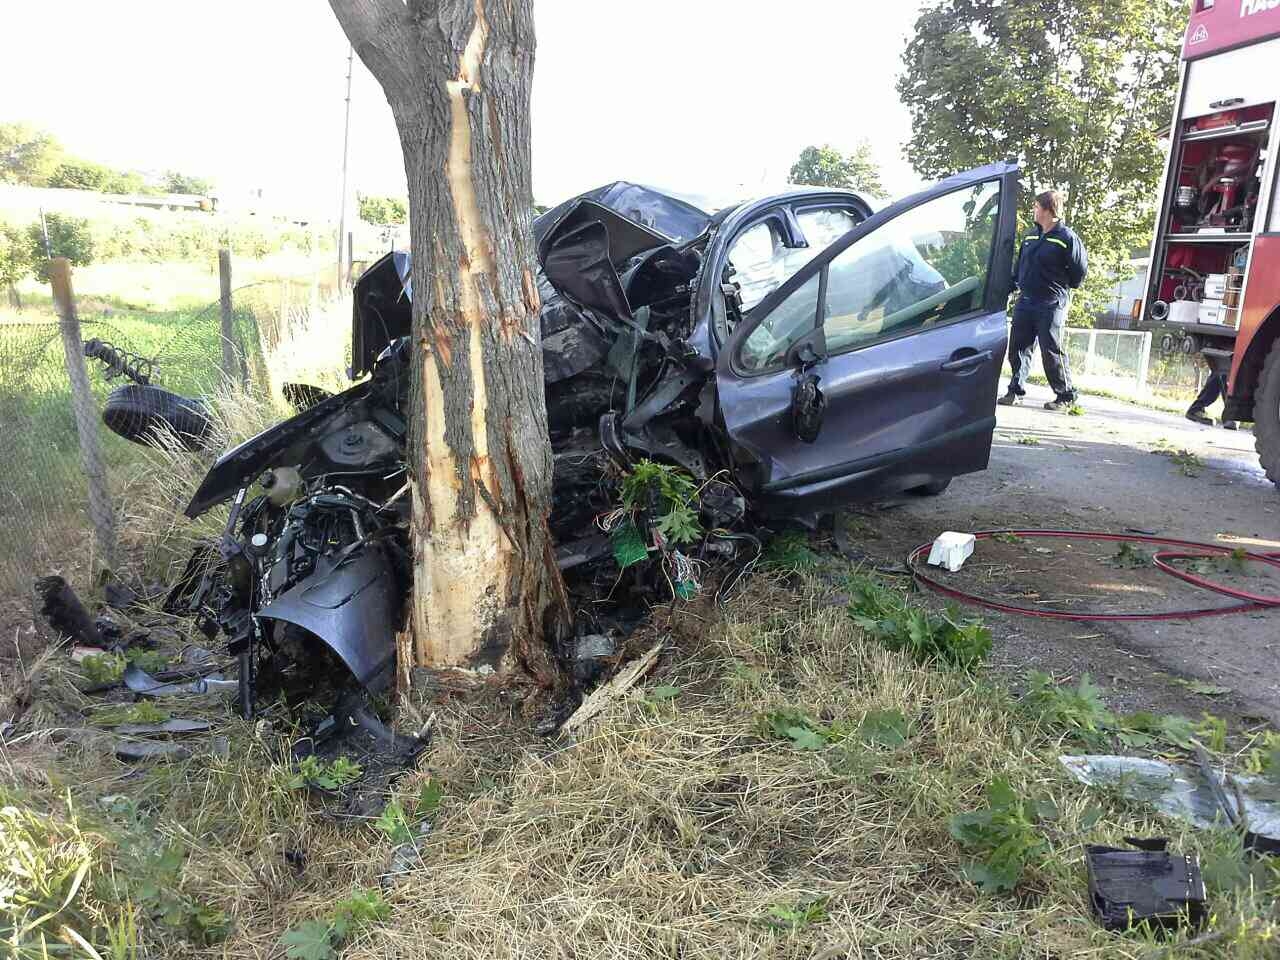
[843,382,1280,725]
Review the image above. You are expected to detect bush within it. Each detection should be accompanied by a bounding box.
[26,212,94,279]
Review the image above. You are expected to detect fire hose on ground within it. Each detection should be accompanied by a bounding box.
[907,530,1280,622]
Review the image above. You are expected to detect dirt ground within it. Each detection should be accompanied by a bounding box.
[839,381,1280,727]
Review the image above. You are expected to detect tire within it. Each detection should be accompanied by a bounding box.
[909,477,952,497]
[1255,337,1280,490]
[102,384,213,451]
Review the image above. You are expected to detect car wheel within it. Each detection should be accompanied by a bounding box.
[102,384,213,451]
[1254,337,1280,490]
[909,477,951,497]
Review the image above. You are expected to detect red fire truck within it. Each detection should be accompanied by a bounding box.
[1145,0,1280,488]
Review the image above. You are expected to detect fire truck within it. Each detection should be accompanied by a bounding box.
[1145,0,1280,488]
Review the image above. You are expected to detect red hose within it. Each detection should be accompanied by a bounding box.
[907,530,1280,622]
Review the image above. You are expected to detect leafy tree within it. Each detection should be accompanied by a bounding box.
[0,222,34,305]
[898,0,1186,323]
[26,213,94,280]
[789,143,886,198]
[357,194,408,226]
[161,170,213,195]
[0,123,64,186]
[48,159,114,192]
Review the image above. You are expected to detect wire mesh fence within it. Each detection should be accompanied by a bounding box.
[0,262,349,644]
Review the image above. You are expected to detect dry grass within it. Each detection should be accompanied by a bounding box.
[3,572,1277,959]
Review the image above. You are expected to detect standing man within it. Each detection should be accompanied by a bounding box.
[999,189,1088,412]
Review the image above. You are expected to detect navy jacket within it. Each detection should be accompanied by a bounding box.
[1012,220,1087,309]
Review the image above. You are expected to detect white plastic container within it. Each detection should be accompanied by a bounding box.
[1169,300,1200,325]
[1198,301,1225,325]
[1204,274,1228,299]
[927,532,975,573]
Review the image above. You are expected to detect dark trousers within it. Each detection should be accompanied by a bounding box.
[1188,354,1231,413]
[1007,301,1076,401]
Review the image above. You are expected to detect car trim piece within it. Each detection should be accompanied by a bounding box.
[761,416,997,493]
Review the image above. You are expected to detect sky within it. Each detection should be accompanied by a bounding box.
[1,0,927,218]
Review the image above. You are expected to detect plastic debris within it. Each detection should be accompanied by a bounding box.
[124,664,238,697]
[1086,838,1206,933]
[611,521,649,569]
[927,531,976,572]
[1060,755,1280,844]
[112,718,213,736]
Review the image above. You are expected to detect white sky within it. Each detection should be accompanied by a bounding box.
[1,0,927,217]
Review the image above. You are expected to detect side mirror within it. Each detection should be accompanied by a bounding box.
[790,372,825,443]
[784,328,827,371]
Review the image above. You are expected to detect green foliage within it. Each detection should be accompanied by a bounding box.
[761,529,818,573]
[847,574,991,671]
[619,460,702,546]
[789,142,886,198]
[948,777,1048,893]
[0,122,65,185]
[286,755,363,791]
[88,702,169,727]
[280,888,389,959]
[1015,436,1040,446]
[27,211,95,279]
[1066,403,1085,417]
[1245,731,1280,780]
[1183,548,1251,579]
[124,647,170,673]
[898,0,1187,323]
[857,708,911,748]
[757,708,834,751]
[0,221,34,292]
[81,652,126,686]
[375,779,443,844]
[160,170,212,195]
[759,895,828,931]
[1104,542,1153,569]
[111,836,229,945]
[357,194,408,226]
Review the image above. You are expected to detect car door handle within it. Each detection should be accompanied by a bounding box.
[940,350,992,372]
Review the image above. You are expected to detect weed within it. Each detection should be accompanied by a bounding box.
[88,702,169,726]
[1104,542,1153,569]
[847,574,991,671]
[758,895,828,931]
[948,777,1048,893]
[757,708,833,751]
[992,532,1025,544]
[1245,731,1280,779]
[856,708,911,748]
[1016,436,1041,446]
[620,459,701,545]
[1066,403,1085,416]
[1184,548,1252,578]
[286,755,363,791]
[280,888,389,959]
[375,779,443,844]
[81,651,126,686]
[761,529,819,572]
[1155,446,1204,477]
[124,647,170,673]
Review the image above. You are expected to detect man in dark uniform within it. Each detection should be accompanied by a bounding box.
[999,189,1089,412]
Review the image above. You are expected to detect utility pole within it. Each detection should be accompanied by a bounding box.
[337,46,354,291]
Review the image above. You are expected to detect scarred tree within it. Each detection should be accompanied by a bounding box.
[327,0,570,685]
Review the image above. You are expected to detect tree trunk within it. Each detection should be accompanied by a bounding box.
[329,0,570,686]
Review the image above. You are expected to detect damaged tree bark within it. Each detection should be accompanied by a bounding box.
[328,0,570,683]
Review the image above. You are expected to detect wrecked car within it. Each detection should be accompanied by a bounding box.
[89,162,1018,706]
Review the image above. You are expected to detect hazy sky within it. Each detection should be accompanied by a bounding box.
[2,1,927,215]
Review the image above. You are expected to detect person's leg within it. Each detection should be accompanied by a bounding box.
[1186,368,1221,424]
[1003,307,1037,401]
[1038,303,1077,403]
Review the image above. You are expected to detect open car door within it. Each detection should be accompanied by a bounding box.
[715,162,1019,509]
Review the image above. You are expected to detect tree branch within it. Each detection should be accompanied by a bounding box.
[327,0,415,98]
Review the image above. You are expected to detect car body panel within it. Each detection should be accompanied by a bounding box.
[715,162,1019,507]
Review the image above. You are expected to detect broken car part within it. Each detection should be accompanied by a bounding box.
[1085,838,1207,933]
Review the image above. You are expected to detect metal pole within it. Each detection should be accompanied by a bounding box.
[337,46,354,290]
[38,207,52,258]
[49,258,116,571]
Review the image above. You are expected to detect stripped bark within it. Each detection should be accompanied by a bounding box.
[329,0,569,683]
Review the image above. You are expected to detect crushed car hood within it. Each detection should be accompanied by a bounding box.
[350,184,710,379]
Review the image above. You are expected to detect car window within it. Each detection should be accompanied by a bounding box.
[739,273,821,372]
[824,179,1001,354]
[727,206,865,313]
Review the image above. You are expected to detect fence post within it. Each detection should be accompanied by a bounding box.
[218,247,239,386]
[1085,329,1098,378]
[1135,331,1152,396]
[49,258,116,572]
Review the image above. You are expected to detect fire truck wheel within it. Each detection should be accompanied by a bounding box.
[1256,337,1280,490]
